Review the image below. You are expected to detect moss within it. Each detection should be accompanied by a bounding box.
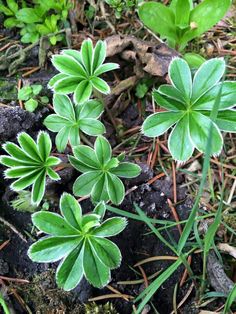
[84,302,119,314]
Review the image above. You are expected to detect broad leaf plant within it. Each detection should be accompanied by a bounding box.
[0,132,61,205]
[142,57,236,162]
[28,193,127,289]
[69,136,141,205]
[49,38,119,104]
[44,94,105,152]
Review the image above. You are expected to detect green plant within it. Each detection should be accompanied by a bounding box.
[142,57,236,162]
[0,0,71,44]
[84,302,118,314]
[69,135,141,205]
[48,39,119,104]
[138,0,231,51]
[0,293,10,314]
[0,132,61,205]
[28,193,127,289]
[105,0,137,19]
[44,94,105,152]
[18,84,49,112]
[11,191,39,212]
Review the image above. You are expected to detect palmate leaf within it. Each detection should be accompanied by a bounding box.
[0,132,61,205]
[44,95,105,152]
[142,57,236,162]
[28,194,126,290]
[49,39,119,105]
[70,136,141,205]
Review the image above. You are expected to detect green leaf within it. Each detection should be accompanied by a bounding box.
[69,126,80,147]
[7,0,18,14]
[138,2,177,42]
[18,86,32,101]
[44,115,71,132]
[72,145,100,169]
[31,170,46,205]
[158,85,186,104]
[79,100,103,119]
[28,236,81,263]
[94,63,119,76]
[180,0,231,47]
[213,110,236,132]
[189,112,223,155]
[53,94,75,121]
[93,40,106,71]
[83,240,110,288]
[81,38,93,75]
[4,17,19,28]
[47,168,60,181]
[153,91,186,111]
[56,244,84,291]
[55,126,70,152]
[106,173,125,205]
[80,119,105,136]
[110,162,141,178]
[223,284,236,314]
[45,156,61,167]
[54,76,81,94]
[169,58,192,102]
[95,136,111,165]
[62,49,83,64]
[0,4,13,16]
[16,8,42,23]
[18,133,42,162]
[93,202,106,219]
[73,171,102,197]
[183,53,206,70]
[48,73,68,89]
[168,114,194,162]
[52,55,87,77]
[175,0,190,28]
[74,80,92,105]
[32,84,42,95]
[91,77,110,94]
[60,193,82,229]
[3,142,37,164]
[0,156,33,168]
[5,166,38,178]
[142,111,183,137]
[92,217,127,237]
[37,132,51,161]
[32,212,80,236]
[90,237,121,269]
[81,214,100,232]
[192,82,236,110]
[69,156,97,173]
[191,58,225,103]
[91,174,109,203]
[25,99,38,112]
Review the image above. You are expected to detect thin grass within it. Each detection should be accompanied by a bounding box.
[0,294,10,314]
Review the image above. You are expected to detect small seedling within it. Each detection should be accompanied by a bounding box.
[138,0,231,51]
[142,57,236,162]
[105,0,137,19]
[18,84,49,112]
[0,132,61,205]
[44,94,105,152]
[28,193,127,290]
[49,39,119,104]
[69,135,141,205]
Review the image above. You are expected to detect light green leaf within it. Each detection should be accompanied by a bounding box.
[153,91,186,111]
[28,236,81,263]
[95,136,111,165]
[138,2,177,41]
[52,55,87,77]
[47,168,60,181]
[72,145,100,169]
[18,133,42,162]
[44,115,71,132]
[31,170,46,205]
[62,49,83,64]
[56,244,84,291]
[37,132,51,160]
[81,214,100,232]
[16,8,42,23]
[83,240,110,288]
[106,173,125,205]
[4,166,37,178]
[158,84,186,104]
[3,142,37,164]
[189,112,223,155]
[93,202,106,219]
[45,156,61,167]
[25,98,38,112]
[69,155,97,173]
[169,58,192,102]
[94,63,119,76]
[56,126,70,152]
[74,80,92,105]
[92,217,127,237]
[191,58,225,103]
[93,40,106,71]
[168,114,194,162]
[53,94,75,121]
[110,162,141,178]
[192,82,236,110]
[142,111,183,138]
[54,76,81,94]
[212,110,236,132]
[80,119,105,136]
[81,38,93,75]
[91,174,109,203]
[175,0,190,28]
[90,237,121,269]
[48,73,68,89]
[73,171,102,197]
[69,126,80,147]
[60,193,82,229]
[32,212,80,236]
[11,170,41,191]
[91,77,110,94]
[79,100,103,119]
